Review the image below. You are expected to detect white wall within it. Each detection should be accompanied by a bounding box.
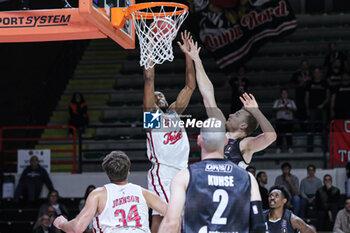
[9,168,348,198]
[10,171,148,198]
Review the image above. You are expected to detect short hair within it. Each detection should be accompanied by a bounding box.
[281,162,291,170]
[243,111,259,135]
[280,88,288,93]
[246,165,256,172]
[328,42,336,48]
[200,118,226,152]
[300,59,308,65]
[47,190,59,199]
[345,196,350,202]
[102,151,131,182]
[323,174,332,180]
[154,91,165,97]
[307,164,316,171]
[269,185,290,205]
[256,171,266,179]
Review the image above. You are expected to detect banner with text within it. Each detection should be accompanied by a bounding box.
[190,0,297,73]
[330,120,350,168]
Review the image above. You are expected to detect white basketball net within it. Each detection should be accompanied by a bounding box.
[130,5,188,69]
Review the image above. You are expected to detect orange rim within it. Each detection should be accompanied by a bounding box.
[126,2,188,20]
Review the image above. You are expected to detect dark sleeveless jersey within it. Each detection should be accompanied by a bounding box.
[224,138,249,169]
[183,158,251,233]
[263,209,297,233]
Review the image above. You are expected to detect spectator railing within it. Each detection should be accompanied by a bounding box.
[0,126,77,173]
[76,119,328,171]
[0,121,328,173]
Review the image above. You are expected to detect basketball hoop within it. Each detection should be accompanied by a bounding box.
[111,2,189,69]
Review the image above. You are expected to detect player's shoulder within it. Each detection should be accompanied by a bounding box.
[88,186,106,199]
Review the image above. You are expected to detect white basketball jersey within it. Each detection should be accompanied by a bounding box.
[92,183,150,233]
[146,110,189,170]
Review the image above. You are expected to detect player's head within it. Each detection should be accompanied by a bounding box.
[102,151,131,183]
[227,109,258,136]
[268,185,290,209]
[198,118,227,155]
[154,91,169,112]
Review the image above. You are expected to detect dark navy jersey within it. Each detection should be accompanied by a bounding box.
[263,209,297,233]
[183,158,251,233]
[224,138,249,169]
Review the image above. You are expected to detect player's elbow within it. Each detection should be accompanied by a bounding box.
[268,131,277,143]
[263,131,276,145]
[186,83,196,92]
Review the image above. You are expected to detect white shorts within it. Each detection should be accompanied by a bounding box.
[147,163,181,215]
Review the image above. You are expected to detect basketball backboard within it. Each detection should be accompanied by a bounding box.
[0,0,135,49]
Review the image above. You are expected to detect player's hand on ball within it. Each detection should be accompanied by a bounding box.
[53,215,68,229]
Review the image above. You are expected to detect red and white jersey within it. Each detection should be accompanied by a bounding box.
[92,183,150,233]
[146,110,189,170]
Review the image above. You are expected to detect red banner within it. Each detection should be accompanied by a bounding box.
[330,120,350,168]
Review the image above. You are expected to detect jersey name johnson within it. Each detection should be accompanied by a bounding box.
[112,195,140,208]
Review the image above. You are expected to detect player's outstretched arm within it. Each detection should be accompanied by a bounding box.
[158,169,189,233]
[143,63,157,112]
[168,30,196,115]
[54,188,102,233]
[179,39,226,123]
[142,188,167,216]
[240,93,277,157]
[290,214,316,233]
[248,173,265,233]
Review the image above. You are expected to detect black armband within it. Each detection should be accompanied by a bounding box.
[249,201,266,233]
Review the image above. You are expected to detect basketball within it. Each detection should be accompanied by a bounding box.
[150,18,178,41]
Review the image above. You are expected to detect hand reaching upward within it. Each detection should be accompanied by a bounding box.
[177,38,201,62]
[239,93,259,113]
[179,30,192,51]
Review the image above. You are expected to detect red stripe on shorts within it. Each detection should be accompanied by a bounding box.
[149,132,168,202]
[96,216,103,233]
